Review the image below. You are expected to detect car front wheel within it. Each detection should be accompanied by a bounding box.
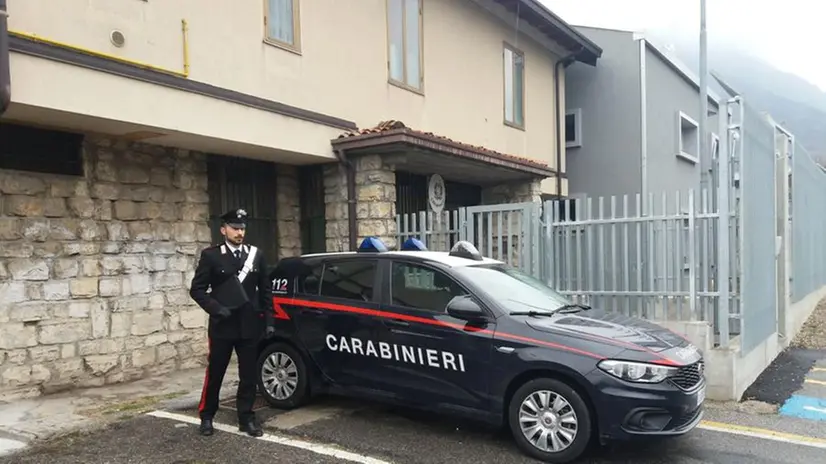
[508,378,592,463]
[256,342,309,410]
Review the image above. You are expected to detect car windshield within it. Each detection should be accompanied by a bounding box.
[453,264,572,313]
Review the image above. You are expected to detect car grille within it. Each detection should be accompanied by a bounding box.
[670,361,704,390]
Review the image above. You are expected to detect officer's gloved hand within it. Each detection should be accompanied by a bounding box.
[215,306,232,320]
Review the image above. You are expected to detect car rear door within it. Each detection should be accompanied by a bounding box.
[378,259,496,415]
[284,257,390,390]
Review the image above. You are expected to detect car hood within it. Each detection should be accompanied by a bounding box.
[523,308,701,365]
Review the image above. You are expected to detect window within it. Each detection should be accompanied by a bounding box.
[297,264,324,295]
[319,260,377,302]
[390,262,467,312]
[504,44,525,128]
[565,108,582,148]
[453,264,571,314]
[387,0,422,91]
[0,122,84,176]
[676,111,699,163]
[265,0,301,52]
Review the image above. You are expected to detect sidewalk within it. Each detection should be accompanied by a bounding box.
[0,360,239,456]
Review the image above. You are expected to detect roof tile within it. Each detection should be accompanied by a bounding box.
[336,120,552,171]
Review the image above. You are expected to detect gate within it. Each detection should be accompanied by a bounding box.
[395,202,541,275]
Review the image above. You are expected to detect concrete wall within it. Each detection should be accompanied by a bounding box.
[6,0,569,180]
[643,45,719,197]
[565,27,721,201]
[564,28,642,199]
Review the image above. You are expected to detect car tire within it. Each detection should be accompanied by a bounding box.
[507,378,592,463]
[256,342,309,410]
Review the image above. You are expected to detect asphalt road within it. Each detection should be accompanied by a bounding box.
[3,396,826,464]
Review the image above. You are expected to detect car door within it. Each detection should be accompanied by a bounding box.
[378,259,496,415]
[286,258,387,389]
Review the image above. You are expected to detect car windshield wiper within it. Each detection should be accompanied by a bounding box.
[552,303,591,313]
[509,310,556,317]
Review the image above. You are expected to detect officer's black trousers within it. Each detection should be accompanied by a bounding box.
[198,336,258,423]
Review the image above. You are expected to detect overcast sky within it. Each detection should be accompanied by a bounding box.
[541,0,826,91]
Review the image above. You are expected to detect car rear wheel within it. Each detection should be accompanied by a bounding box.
[256,342,309,410]
[507,378,592,463]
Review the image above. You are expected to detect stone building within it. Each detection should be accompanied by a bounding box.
[0,0,602,398]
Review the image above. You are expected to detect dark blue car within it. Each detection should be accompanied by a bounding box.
[257,238,705,463]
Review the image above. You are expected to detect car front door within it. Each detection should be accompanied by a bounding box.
[378,259,496,415]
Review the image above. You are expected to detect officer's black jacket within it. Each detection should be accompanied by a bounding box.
[189,243,274,340]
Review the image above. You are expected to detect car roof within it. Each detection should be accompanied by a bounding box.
[297,250,503,268]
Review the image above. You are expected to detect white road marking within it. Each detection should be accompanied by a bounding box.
[698,421,826,449]
[146,410,393,464]
[803,405,826,414]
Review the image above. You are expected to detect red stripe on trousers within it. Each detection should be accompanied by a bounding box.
[198,337,211,414]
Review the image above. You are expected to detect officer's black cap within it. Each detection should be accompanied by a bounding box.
[220,208,248,229]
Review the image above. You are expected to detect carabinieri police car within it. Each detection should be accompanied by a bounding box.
[257,238,705,463]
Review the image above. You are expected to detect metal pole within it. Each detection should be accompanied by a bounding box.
[699,0,709,190]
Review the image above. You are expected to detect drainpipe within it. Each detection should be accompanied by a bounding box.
[0,0,10,117]
[554,48,582,199]
[333,148,357,251]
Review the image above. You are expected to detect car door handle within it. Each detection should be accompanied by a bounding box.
[303,308,325,316]
[384,319,410,327]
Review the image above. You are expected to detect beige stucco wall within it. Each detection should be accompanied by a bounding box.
[6,0,567,182]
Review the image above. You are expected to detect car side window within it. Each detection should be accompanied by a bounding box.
[296,265,323,296]
[319,260,377,302]
[390,262,467,313]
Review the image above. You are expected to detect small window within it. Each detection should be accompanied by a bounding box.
[390,262,467,312]
[0,122,84,176]
[387,0,423,92]
[504,44,525,128]
[566,108,582,148]
[319,260,377,302]
[677,111,699,163]
[265,0,301,52]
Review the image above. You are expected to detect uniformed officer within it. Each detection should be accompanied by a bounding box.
[189,208,275,437]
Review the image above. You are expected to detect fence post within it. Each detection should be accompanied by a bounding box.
[717,101,732,348]
[688,189,697,319]
[458,207,468,242]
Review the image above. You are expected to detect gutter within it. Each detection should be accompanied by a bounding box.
[0,0,10,117]
[333,149,357,251]
[554,48,581,199]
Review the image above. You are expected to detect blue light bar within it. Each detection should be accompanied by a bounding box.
[358,236,388,253]
[401,238,427,251]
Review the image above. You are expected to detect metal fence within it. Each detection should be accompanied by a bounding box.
[736,100,780,353]
[395,96,826,353]
[543,190,731,326]
[791,140,826,302]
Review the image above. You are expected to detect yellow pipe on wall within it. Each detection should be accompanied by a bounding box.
[9,18,190,78]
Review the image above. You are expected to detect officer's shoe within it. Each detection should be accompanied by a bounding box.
[239,418,263,437]
[199,419,214,436]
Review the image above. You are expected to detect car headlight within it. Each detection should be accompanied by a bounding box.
[597,360,678,383]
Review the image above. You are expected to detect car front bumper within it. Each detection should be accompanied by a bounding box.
[586,368,706,441]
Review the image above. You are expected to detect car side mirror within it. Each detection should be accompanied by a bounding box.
[446,295,487,321]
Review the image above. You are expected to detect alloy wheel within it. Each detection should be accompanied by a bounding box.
[518,389,579,453]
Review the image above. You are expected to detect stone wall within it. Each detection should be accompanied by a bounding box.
[0,136,212,400]
[324,154,397,252]
[481,179,542,205]
[276,166,302,258]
